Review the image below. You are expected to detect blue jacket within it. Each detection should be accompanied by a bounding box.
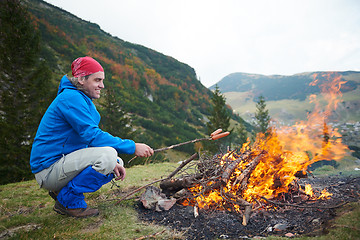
[30,75,135,173]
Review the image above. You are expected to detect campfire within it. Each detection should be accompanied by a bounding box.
[157,72,349,224]
[122,73,357,238]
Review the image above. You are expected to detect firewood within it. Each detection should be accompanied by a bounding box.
[242,205,252,226]
[294,170,308,178]
[160,176,198,192]
[239,151,266,192]
[222,190,251,206]
[221,151,251,184]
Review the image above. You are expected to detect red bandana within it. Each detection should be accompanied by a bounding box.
[71,56,104,77]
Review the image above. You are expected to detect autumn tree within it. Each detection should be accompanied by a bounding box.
[0,0,54,184]
[254,95,270,135]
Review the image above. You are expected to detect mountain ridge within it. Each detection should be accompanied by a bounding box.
[212,71,360,124]
[211,71,359,100]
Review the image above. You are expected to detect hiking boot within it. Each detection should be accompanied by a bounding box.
[53,200,99,218]
[53,200,66,215]
[49,191,58,201]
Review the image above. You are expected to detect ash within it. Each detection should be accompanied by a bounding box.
[136,176,360,239]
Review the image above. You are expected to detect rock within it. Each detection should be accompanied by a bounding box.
[285,232,295,237]
[140,186,176,211]
[312,218,321,224]
[219,234,229,239]
[157,198,177,211]
[274,223,289,231]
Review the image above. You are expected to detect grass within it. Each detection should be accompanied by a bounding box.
[1,158,359,239]
[0,161,183,240]
[312,155,360,177]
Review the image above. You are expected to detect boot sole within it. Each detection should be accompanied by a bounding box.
[53,205,66,215]
[53,204,99,218]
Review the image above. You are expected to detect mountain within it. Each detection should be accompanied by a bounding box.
[23,0,245,156]
[211,71,360,124]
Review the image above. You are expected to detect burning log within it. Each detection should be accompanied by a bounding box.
[221,151,251,184]
[238,151,266,192]
[160,175,199,192]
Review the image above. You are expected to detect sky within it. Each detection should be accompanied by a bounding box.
[45,0,360,87]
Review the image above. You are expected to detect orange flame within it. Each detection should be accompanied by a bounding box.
[183,72,348,211]
[304,184,314,197]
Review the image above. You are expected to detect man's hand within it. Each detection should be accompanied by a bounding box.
[134,143,154,157]
[113,163,126,181]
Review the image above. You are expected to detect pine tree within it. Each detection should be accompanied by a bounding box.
[254,95,270,135]
[0,0,54,184]
[206,85,231,153]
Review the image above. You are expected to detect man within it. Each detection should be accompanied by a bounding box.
[30,56,154,218]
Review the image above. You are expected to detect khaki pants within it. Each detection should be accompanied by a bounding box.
[35,147,123,192]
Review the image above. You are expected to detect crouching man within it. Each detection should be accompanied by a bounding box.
[30,56,153,218]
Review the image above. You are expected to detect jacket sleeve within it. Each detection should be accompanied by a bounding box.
[57,92,136,155]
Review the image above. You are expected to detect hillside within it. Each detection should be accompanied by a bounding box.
[211,71,360,124]
[22,0,245,157]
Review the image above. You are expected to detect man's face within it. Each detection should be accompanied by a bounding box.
[78,71,105,99]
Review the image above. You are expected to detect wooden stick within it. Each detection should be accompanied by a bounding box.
[242,205,252,226]
[115,153,198,205]
[154,138,209,152]
[167,153,198,179]
[128,138,207,164]
[129,131,230,163]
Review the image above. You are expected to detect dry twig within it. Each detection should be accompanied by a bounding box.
[134,230,166,240]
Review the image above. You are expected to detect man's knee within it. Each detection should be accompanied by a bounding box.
[92,147,117,175]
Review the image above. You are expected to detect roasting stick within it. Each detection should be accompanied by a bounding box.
[128,129,230,163]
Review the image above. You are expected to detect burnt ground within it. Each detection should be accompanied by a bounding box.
[136,176,360,239]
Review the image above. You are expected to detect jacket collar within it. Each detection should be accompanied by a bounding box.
[57,75,77,95]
